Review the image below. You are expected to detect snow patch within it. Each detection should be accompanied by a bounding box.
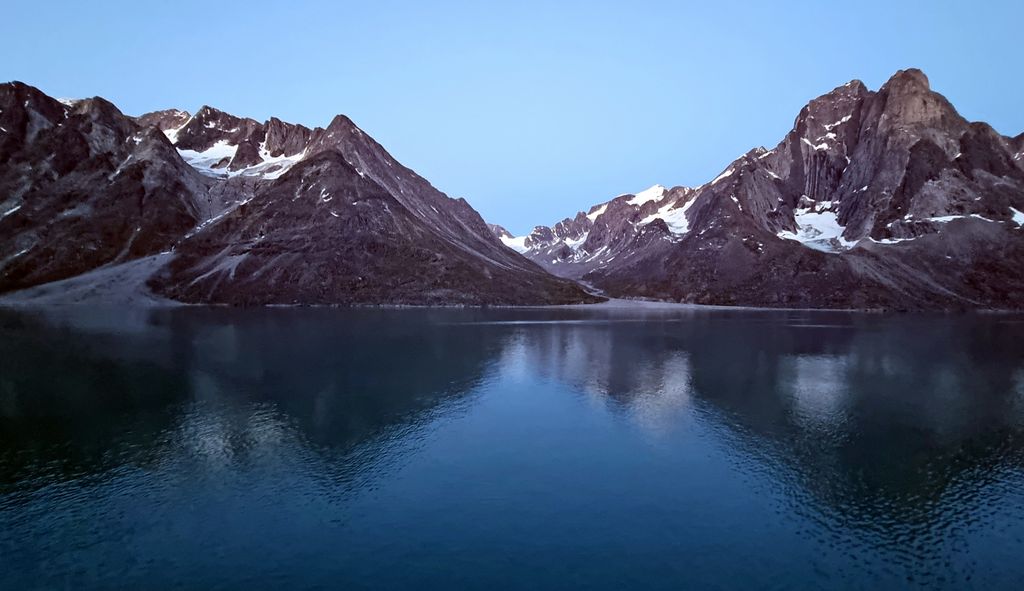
[176,140,237,176]
[175,139,307,180]
[640,195,698,237]
[926,214,996,224]
[777,208,854,252]
[251,148,307,180]
[801,137,829,151]
[710,168,734,185]
[823,115,852,131]
[626,184,666,206]
[586,203,608,221]
[500,235,530,253]
[563,234,588,250]
[869,236,917,245]
[1009,207,1024,227]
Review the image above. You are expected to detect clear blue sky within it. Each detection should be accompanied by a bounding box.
[5,1,1023,234]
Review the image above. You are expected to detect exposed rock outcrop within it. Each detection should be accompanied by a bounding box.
[1,82,599,306]
[497,69,1024,309]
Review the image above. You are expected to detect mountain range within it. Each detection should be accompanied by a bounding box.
[0,82,596,305]
[497,69,1024,310]
[2,69,1022,309]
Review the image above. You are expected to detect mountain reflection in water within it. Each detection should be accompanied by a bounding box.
[1,307,1023,590]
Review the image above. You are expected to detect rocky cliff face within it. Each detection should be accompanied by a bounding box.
[0,83,205,293]
[0,82,598,306]
[498,69,1024,310]
[5,71,1020,310]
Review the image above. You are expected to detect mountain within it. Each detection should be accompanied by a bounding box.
[0,82,598,306]
[497,69,1024,310]
[0,83,206,293]
[497,184,674,278]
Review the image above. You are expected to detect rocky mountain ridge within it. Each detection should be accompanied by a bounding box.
[3,69,1021,310]
[497,69,1024,309]
[0,82,598,306]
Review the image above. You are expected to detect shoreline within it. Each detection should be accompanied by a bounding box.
[0,255,1018,316]
[3,294,1021,315]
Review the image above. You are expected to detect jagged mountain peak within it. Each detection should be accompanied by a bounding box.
[872,68,964,134]
[883,67,931,93]
[621,184,667,206]
[1,80,59,104]
[1,81,598,306]
[192,104,246,122]
[488,224,514,240]
[0,81,68,126]
[135,108,191,131]
[844,78,868,92]
[501,68,1024,309]
[325,113,358,131]
[789,79,868,141]
[141,102,392,180]
[72,95,123,115]
[491,183,685,277]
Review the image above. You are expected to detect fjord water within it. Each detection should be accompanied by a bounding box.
[2,307,1024,590]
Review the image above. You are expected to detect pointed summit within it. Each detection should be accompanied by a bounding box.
[1,81,598,306]
[134,108,191,132]
[883,68,931,93]
[510,68,1024,310]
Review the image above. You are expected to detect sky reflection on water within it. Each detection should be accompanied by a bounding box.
[1,306,1023,590]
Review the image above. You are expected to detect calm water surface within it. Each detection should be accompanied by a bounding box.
[2,306,1024,590]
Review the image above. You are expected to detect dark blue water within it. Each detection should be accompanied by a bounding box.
[2,306,1024,590]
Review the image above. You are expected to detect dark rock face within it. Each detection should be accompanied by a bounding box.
[150,151,594,306]
[1012,133,1024,166]
[1,83,204,292]
[2,82,598,306]
[494,185,675,279]
[133,108,190,131]
[500,69,1024,309]
[488,224,514,239]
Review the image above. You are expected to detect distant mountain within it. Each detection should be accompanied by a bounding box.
[497,69,1024,310]
[0,82,598,306]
